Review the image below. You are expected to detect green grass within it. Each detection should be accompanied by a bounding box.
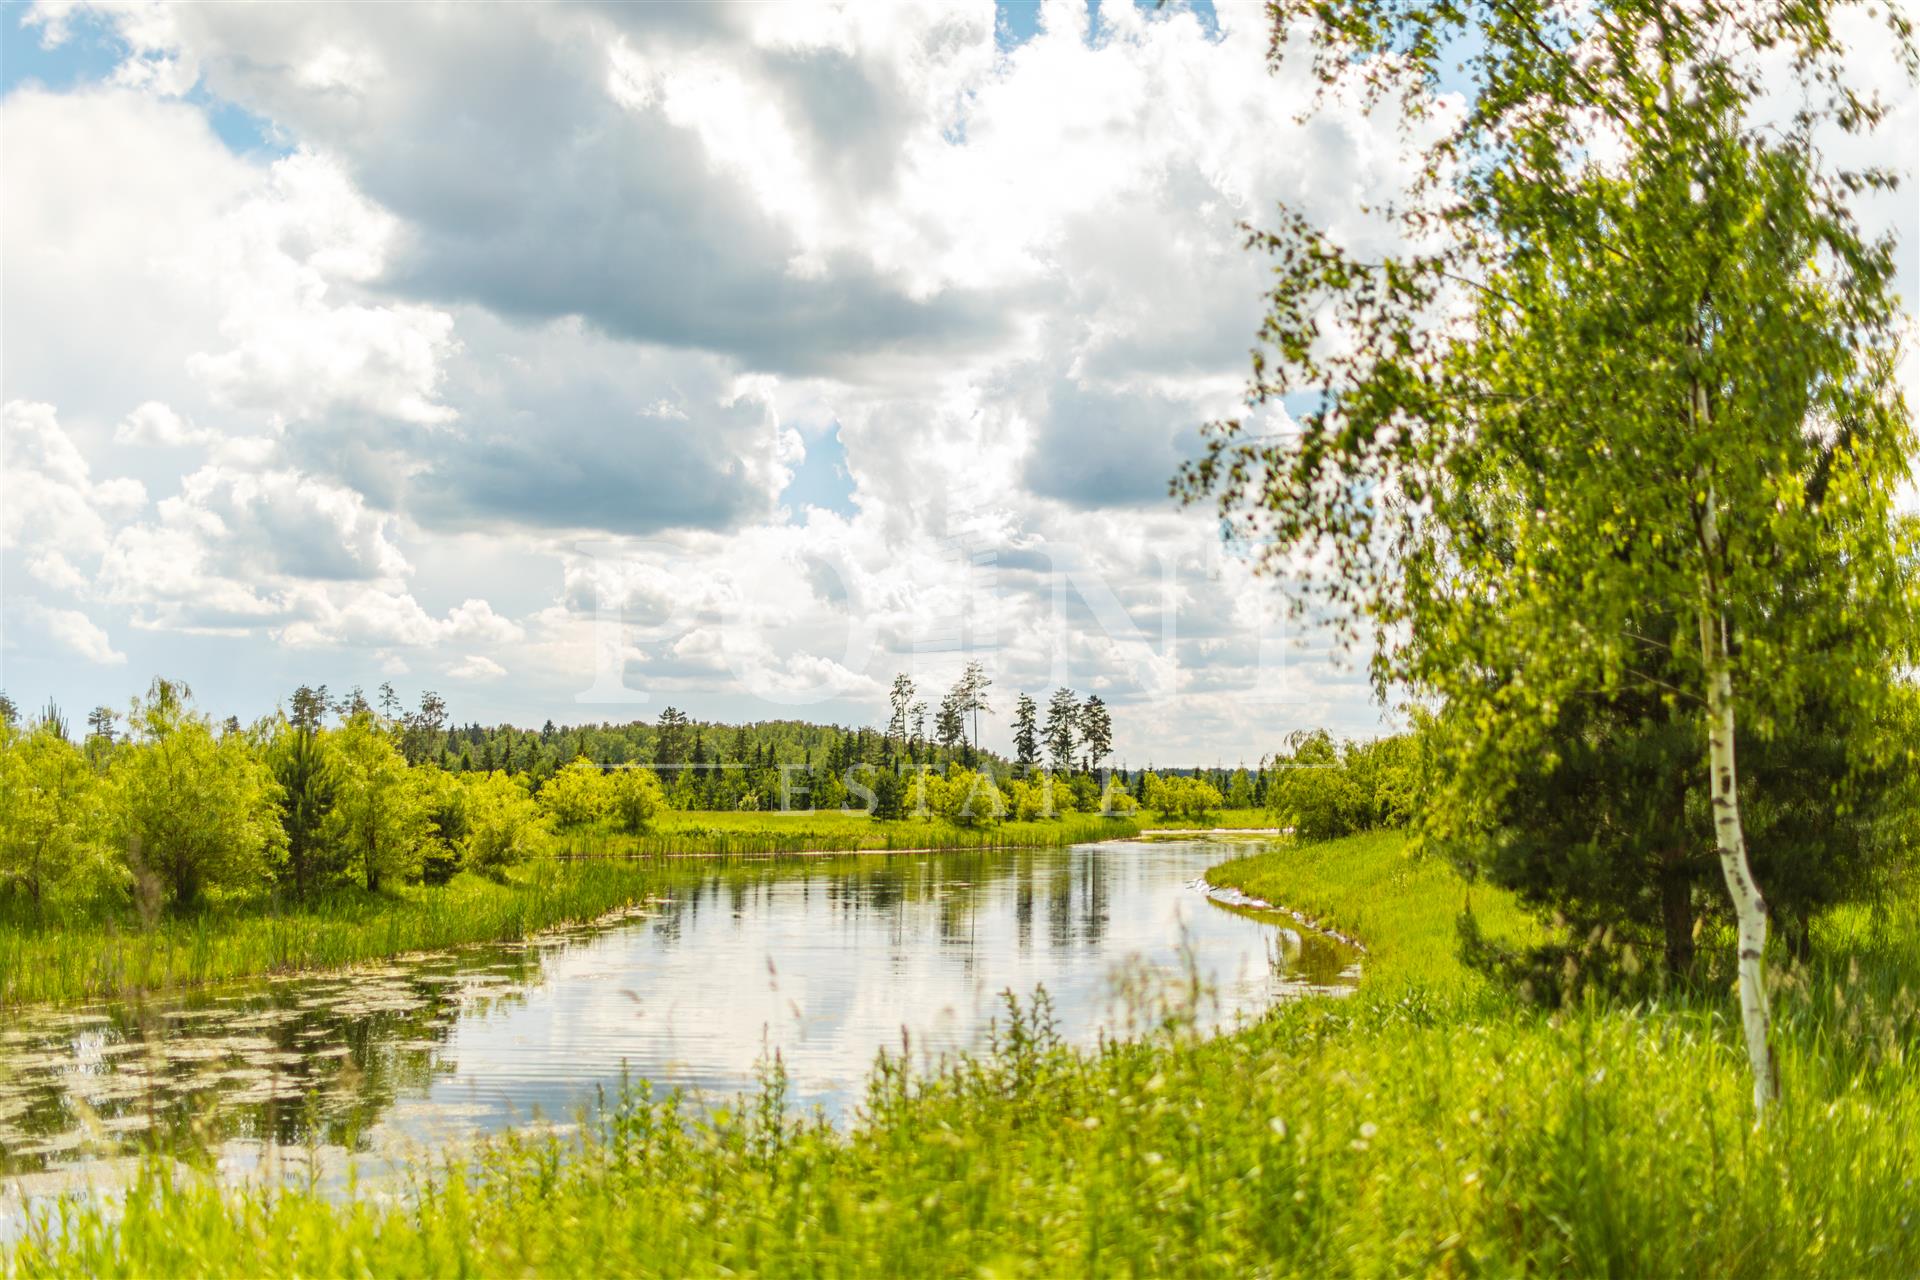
[1205,829,1545,992]
[9,833,1919,1276]
[1138,807,1280,830]
[555,809,1141,857]
[0,861,675,1009]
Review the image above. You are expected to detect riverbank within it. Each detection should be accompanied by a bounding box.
[554,811,1140,856]
[12,831,1918,1276]
[0,813,1141,1009]
[0,861,680,1009]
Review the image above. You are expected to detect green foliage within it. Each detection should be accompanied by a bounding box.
[868,769,907,821]
[464,771,549,875]
[1005,773,1075,822]
[114,680,285,910]
[551,811,1140,859]
[0,723,116,905]
[1011,692,1039,772]
[415,764,472,885]
[540,757,610,829]
[911,765,1006,828]
[1267,731,1369,841]
[606,766,666,835]
[1077,694,1112,771]
[263,713,342,897]
[1042,688,1077,772]
[1141,772,1224,822]
[324,712,430,893]
[1437,681,1918,996]
[0,860,672,1008]
[1179,0,1918,1110]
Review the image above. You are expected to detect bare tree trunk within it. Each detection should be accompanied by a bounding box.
[1697,596,1778,1118]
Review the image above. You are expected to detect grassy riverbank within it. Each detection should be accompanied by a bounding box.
[1137,807,1278,831]
[554,810,1140,857]
[0,860,680,1009]
[0,813,1140,1009]
[1205,829,1545,991]
[12,831,1918,1276]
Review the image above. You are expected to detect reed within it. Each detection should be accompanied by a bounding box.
[0,861,675,1009]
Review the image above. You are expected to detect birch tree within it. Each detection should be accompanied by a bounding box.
[1178,0,1915,1117]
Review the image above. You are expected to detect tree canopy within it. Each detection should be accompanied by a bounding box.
[1180,0,1916,1115]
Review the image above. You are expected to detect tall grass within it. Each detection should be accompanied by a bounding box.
[0,861,673,1009]
[11,831,1917,1276]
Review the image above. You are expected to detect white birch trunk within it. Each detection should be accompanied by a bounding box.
[1697,606,1777,1116]
[1693,463,1778,1118]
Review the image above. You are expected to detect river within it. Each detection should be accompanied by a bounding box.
[0,836,1355,1206]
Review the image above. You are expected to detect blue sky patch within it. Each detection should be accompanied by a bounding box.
[780,426,859,522]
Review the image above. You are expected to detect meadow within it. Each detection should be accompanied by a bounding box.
[551,808,1142,857]
[1137,807,1281,831]
[10,830,1915,1276]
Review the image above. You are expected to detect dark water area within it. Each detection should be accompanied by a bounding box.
[0,838,1356,1206]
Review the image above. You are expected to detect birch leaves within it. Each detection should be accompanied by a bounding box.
[1180,0,1916,1115]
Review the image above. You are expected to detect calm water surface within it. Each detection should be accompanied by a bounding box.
[0,838,1355,1200]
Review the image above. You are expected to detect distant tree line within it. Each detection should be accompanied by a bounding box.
[0,669,1455,923]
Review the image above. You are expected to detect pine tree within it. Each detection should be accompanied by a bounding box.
[935,691,966,757]
[1043,688,1078,773]
[1078,695,1112,773]
[1012,693,1039,774]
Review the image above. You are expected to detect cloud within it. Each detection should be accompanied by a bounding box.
[447,654,507,682]
[391,314,803,537]
[2,400,148,587]
[23,601,127,666]
[10,0,1908,760]
[114,401,215,447]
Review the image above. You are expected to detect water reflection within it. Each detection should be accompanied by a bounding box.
[0,839,1356,1184]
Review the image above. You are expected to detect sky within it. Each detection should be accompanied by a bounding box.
[1,0,1914,765]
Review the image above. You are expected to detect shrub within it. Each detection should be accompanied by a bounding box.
[416,764,471,885]
[114,679,285,909]
[324,712,431,893]
[464,771,549,874]
[607,766,666,834]
[539,757,609,829]
[1143,772,1224,821]
[1099,779,1139,816]
[0,721,117,906]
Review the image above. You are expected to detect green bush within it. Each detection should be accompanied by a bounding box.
[114,680,285,910]
[464,771,550,874]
